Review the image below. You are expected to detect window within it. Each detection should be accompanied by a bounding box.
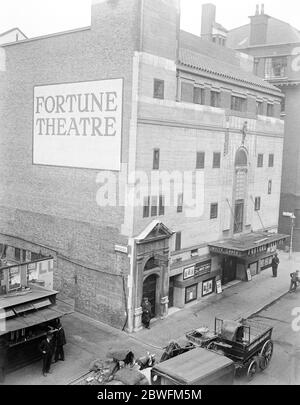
[210,203,218,219]
[211,91,220,108]
[202,278,214,297]
[177,193,183,213]
[153,79,164,99]
[234,200,244,234]
[22,250,26,263]
[175,232,181,251]
[267,103,274,117]
[265,57,287,79]
[153,148,160,170]
[257,154,264,168]
[193,87,204,105]
[15,248,21,261]
[191,249,199,257]
[185,284,198,303]
[181,82,194,103]
[143,196,150,218]
[151,196,158,217]
[255,197,261,211]
[256,101,263,115]
[159,195,165,216]
[231,96,246,112]
[268,154,274,167]
[196,152,205,169]
[235,149,247,166]
[143,195,165,217]
[213,152,221,168]
[268,180,272,195]
[8,267,21,291]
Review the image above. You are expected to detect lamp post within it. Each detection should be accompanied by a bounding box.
[283,212,296,260]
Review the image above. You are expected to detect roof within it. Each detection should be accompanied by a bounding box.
[152,347,233,384]
[178,47,281,94]
[0,27,27,39]
[0,284,57,310]
[227,17,300,49]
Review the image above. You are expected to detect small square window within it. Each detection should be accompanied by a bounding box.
[268,154,274,167]
[153,79,164,99]
[210,203,218,219]
[143,196,150,218]
[175,232,181,251]
[15,248,21,261]
[267,103,274,117]
[255,197,261,211]
[153,148,160,170]
[256,101,264,115]
[151,196,158,217]
[196,152,205,169]
[213,152,221,168]
[211,91,220,108]
[193,87,204,105]
[268,180,272,195]
[257,154,264,168]
[177,193,184,213]
[159,195,165,216]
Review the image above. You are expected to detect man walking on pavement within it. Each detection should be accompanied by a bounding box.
[54,320,66,362]
[39,332,54,377]
[289,270,300,293]
[271,253,280,278]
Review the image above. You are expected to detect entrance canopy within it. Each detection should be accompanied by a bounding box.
[208,232,288,258]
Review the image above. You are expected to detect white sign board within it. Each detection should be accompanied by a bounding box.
[33,79,123,170]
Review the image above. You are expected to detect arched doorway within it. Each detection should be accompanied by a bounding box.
[142,274,158,318]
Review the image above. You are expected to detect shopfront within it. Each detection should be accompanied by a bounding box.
[168,255,222,308]
[208,232,288,284]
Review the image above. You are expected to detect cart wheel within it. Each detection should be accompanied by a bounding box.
[207,342,216,351]
[260,340,273,370]
[247,361,258,380]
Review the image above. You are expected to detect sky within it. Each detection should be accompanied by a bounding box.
[0,0,299,39]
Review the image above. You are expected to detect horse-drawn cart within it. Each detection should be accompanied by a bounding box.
[186,317,274,380]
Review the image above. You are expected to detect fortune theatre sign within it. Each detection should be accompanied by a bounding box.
[33,78,123,170]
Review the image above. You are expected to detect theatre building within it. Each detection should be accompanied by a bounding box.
[0,0,286,332]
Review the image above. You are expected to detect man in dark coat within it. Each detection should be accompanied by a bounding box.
[141,297,152,329]
[289,271,300,293]
[54,321,66,362]
[271,253,280,278]
[39,332,53,376]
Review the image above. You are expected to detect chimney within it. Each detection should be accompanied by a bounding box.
[201,3,216,40]
[249,3,270,46]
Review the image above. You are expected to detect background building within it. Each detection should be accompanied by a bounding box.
[0,0,285,332]
[226,4,300,251]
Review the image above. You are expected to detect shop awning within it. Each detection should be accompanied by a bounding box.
[208,232,288,258]
[0,306,66,336]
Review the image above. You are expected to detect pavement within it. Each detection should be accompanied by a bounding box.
[1,251,300,385]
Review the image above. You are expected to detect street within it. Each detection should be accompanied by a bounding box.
[236,292,300,385]
[1,253,299,386]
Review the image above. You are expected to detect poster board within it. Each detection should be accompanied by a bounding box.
[246,268,252,281]
[216,279,222,294]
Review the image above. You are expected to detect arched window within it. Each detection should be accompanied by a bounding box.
[235,149,248,167]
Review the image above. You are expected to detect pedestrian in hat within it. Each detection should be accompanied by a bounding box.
[141,297,152,330]
[289,270,300,293]
[271,253,280,278]
[39,332,54,377]
[54,320,66,363]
